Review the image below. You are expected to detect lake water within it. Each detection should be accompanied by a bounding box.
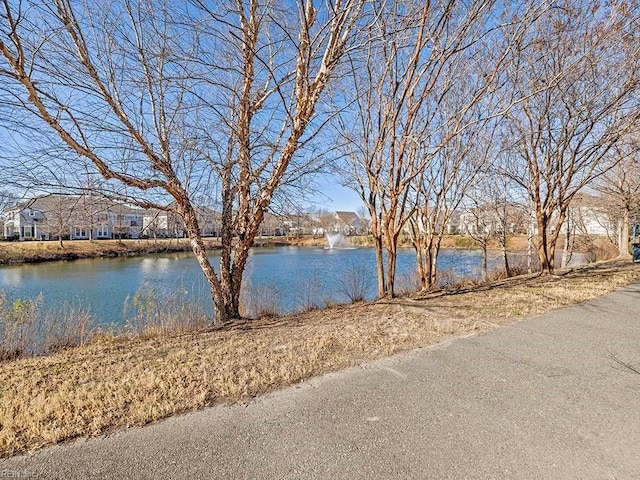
[0,247,546,325]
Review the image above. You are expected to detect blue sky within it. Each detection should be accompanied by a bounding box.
[319,182,363,212]
[0,123,365,214]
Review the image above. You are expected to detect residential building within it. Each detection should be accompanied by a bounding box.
[2,200,48,240]
[260,213,286,236]
[403,210,461,238]
[101,203,144,239]
[333,211,362,236]
[2,194,144,241]
[142,209,185,238]
[195,206,220,237]
[458,203,528,237]
[563,194,613,237]
[280,212,316,236]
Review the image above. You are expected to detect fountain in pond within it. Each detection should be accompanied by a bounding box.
[326,232,344,249]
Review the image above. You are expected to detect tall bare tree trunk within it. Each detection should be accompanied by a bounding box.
[481,243,488,282]
[619,209,632,258]
[421,235,442,290]
[178,202,228,321]
[527,212,534,274]
[561,221,572,268]
[500,233,510,277]
[385,241,398,298]
[415,248,426,287]
[429,248,438,289]
[536,211,555,275]
[374,235,386,297]
[410,226,426,288]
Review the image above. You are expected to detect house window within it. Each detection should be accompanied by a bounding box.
[74,227,87,238]
[97,225,109,237]
[22,226,33,238]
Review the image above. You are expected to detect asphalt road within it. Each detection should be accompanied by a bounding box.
[3,284,640,479]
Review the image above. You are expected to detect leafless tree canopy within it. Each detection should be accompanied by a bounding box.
[0,0,366,321]
[501,0,640,273]
[1,0,640,317]
[338,0,548,296]
[594,136,640,257]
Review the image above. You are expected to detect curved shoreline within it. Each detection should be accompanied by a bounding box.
[0,237,326,265]
[0,234,606,266]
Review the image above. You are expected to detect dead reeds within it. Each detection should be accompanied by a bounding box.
[0,292,92,360]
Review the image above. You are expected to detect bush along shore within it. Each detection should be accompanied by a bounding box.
[0,259,638,457]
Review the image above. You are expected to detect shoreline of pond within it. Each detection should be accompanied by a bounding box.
[0,239,197,265]
[0,233,610,266]
[0,237,319,265]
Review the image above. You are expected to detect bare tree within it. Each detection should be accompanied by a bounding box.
[42,194,79,248]
[340,0,530,297]
[490,176,529,277]
[469,165,530,278]
[0,190,14,210]
[0,190,15,214]
[462,181,507,282]
[75,182,102,242]
[502,0,640,274]
[408,116,498,290]
[0,0,365,322]
[594,138,640,258]
[0,189,16,240]
[355,205,370,234]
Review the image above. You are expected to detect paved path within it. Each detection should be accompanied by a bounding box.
[3,284,640,479]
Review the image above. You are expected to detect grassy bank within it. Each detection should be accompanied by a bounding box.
[0,238,206,265]
[0,260,638,457]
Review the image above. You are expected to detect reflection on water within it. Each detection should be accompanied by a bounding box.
[0,247,584,325]
[1,268,25,287]
[140,257,168,273]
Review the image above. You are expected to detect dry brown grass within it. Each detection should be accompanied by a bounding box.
[0,260,638,457]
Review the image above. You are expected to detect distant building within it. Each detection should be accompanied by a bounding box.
[2,194,144,241]
[458,203,527,236]
[404,209,461,237]
[260,213,286,236]
[2,200,47,240]
[562,194,613,237]
[280,212,316,236]
[308,210,366,236]
[333,211,362,236]
[195,206,220,237]
[142,209,185,238]
[454,194,614,239]
[103,203,144,239]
